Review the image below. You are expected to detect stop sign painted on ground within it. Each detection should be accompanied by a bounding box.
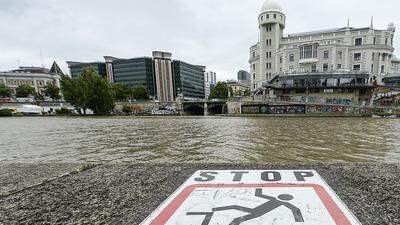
[140,170,361,225]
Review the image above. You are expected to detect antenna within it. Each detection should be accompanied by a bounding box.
[347,18,350,28]
[370,16,374,30]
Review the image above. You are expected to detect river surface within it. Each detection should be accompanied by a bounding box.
[1,116,400,163]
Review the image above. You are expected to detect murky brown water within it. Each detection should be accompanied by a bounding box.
[0,116,399,163]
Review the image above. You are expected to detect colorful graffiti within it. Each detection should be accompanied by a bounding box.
[241,104,305,114]
[119,103,178,115]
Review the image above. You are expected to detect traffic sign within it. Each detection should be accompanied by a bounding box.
[140,170,361,225]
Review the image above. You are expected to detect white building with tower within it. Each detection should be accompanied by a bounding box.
[250,0,397,91]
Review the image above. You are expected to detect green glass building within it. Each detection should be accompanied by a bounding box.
[66,62,107,79]
[173,61,205,100]
[112,57,156,97]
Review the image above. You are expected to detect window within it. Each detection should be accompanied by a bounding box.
[266,14,269,19]
[323,51,329,59]
[253,73,255,79]
[289,54,294,62]
[280,57,282,63]
[260,16,263,21]
[337,51,343,59]
[373,37,376,45]
[385,38,388,45]
[371,64,374,73]
[372,53,375,61]
[355,38,363,46]
[289,66,294,72]
[337,64,342,69]
[252,52,255,58]
[382,53,387,61]
[300,44,318,59]
[354,53,361,61]
[312,64,317,72]
[252,64,255,70]
[381,65,385,73]
[323,63,329,72]
[273,14,276,18]
[353,65,361,71]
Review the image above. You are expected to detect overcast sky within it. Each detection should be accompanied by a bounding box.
[0,0,399,81]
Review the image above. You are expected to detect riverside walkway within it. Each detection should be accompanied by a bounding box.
[0,162,399,224]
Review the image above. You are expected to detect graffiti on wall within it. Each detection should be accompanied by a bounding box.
[241,104,306,114]
[121,104,178,115]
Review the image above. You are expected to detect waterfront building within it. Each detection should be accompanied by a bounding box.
[105,56,156,97]
[265,71,373,105]
[204,71,217,99]
[250,0,397,91]
[237,70,251,87]
[173,61,205,100]
[0,62,63,94]
[66,61,107,80]
[68,51,205,101]
[227,80,251,97]
[153,51,175,102]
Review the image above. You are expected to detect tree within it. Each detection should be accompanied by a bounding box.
[44,84,61,101]
[16,85,35,98]
[60,74,87,114]
[61,68,115,116]
[112,83,130,102]
[34,92,45,102]
[82,69,115,115]
[0,84,12,98]
[209,82,228,99]
[131,86,150,100]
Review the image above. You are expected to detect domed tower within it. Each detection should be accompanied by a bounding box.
[258,0,286,84]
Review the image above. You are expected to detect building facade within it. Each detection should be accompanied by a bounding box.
[250,0,396,91]
[68,51,206,101]
[173,61,205,100]
[204,71,217,99]
[66,61,107,79]
[0,62,63,95]
[237,70,251,86]
[153,51,175,102]
[107,56,156,97]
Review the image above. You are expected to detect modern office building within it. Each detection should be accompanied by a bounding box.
[104,56,156,97]
[66,61,107,79]
[204,71,217,99]
[0,62,63,94]
[250,0,397,91]
[68,51,206,101]
[173,61,205,100]
[237,70,251,86]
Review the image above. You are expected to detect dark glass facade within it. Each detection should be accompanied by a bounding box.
[69,62,106,79]
[112,58,156,96]
[173,61,205,99]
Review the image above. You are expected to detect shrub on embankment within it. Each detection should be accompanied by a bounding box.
[55,107,72,115]
[0,109,13,117]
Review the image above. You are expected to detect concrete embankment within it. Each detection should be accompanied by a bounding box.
[0,162,399,225]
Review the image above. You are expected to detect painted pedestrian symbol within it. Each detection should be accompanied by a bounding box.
[140,170,362,225]
[187,188,304,225]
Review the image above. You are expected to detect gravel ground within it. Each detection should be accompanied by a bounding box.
[0,163,399,225]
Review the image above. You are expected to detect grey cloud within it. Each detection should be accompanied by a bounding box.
[0,0,399,81]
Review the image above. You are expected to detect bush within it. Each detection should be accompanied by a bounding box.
[122,105,133,115]
[55,107,71,115]
[0,109,13,117]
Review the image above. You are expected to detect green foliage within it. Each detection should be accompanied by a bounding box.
[55,107,71,115]
[0,84,12,97]
[16,85,35,98]
[209,82,228,99]
[60,68,115,116]
[0,109,13,117]
[131,86,150,100]
[34,92,45,101]
[112,83,130,102]
[44,84,61,101]
[122,105,133,115]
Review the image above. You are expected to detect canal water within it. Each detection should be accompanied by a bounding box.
[1,117,399,163]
